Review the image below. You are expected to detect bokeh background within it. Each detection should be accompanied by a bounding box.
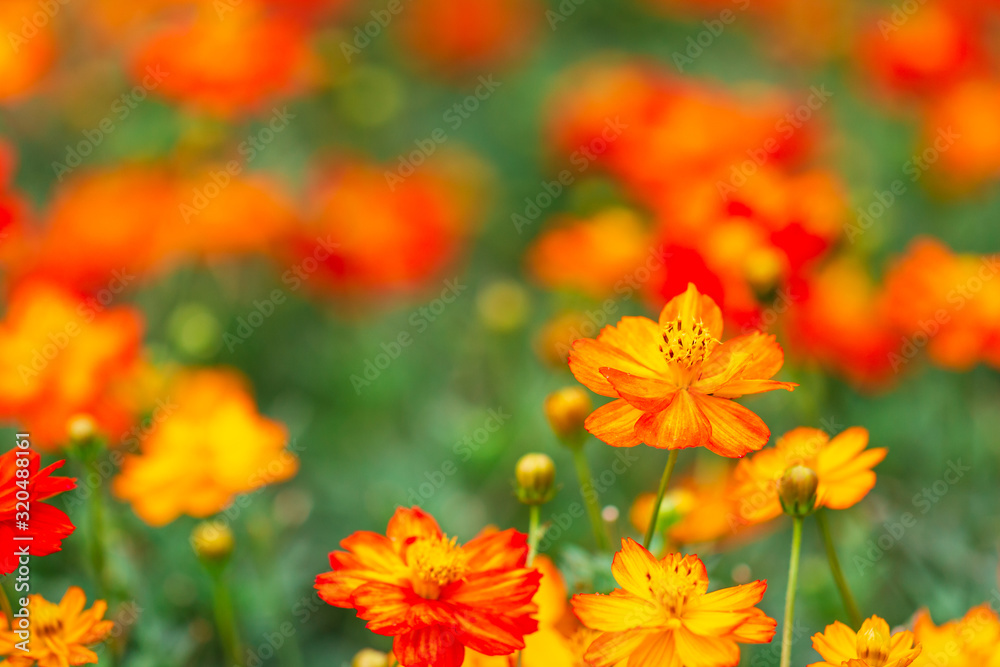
[1,0,1000,665]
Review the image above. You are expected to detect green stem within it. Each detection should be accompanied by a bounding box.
[642,449,679,550]
[780,517,804,667]
[0,578,14,625]
[86,457,112,601]
[816,509,862,627]
[209,565,243,667]
[571,448,609,551]
[526,505,541,566]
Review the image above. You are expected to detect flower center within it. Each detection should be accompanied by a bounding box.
[33,599,64,637]
[651,570,700,617]
[659,318,716,369]
[856,623,891,667]
[406,535,468,600]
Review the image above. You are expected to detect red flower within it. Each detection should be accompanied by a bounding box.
[0,447,76,575]
[315,507,541,667]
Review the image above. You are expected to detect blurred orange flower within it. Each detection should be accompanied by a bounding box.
[810,616,921,667]
[569,283,795,456]
[0,448,76,576]
[0,281,143,449]
[12,168,178,292]
[630,461,758,545]
[571,539,776,667]
[112,368,296,526]
[912,604,1000,667]
[920,78,1000,188]
[0,586,114,667]
[395,0,540,75]
[315,507,541,667]
[857,2,979,95]
[731,426,886,525]
[883,238,1000,371]
[783,259,899,389]
[130,0,317,116]
[290,160,474,296]
[0,0,56,102]
[527,208,655,299]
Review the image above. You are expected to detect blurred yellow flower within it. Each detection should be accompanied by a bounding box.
[112,368,297,526]
[0,586,114,667]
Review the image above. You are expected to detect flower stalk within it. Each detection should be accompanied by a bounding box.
[780,516,804,667]
[642,449,679,550]
[816,509,862,627]
[571,447,608,551]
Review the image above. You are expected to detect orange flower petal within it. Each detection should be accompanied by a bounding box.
[584,629,653,667]
[462,528,528,571]
[634,390,711,450]
[695,395,770,458]
[690,580,767,613]
[673,628,739,667]
[584,399,644,448]
[393,626,466,667]
[569,338,656,398]
[659,283,724,341]
[572,591,658,632]
[811,621,858,663]
[387,507,443,542]
[611,538,662,601]
[632,632,680,666]
[601,367,678,411]
[729,608,778,644]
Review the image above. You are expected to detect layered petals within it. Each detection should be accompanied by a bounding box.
[316,507,540,667]
[572,539,776,667]
[568,284,793,457]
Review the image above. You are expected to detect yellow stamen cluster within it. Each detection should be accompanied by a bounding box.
[407,535,468,600]
[856,618,892,667]
[650,561,702,617]
[659,318,717,369]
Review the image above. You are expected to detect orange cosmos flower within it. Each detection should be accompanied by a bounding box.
[920,78,1000,189]
[395,0,540,76]
[130,0,316,116]
[568,283,796,456]
[810,616,921,667]
[783,259,899,389]
[315,507,541,667]
[527,208,655,300]
[0,281,144,450]
[883,238,1000,371]
[13,168,178,292]
[572,538,776,667]
[629,461,768,546]
[0,0,56,102]
[912,604,1000,667]
[112,368,297,526]
[730,426,886,525]
[382,555,600,667]
[0,586,114,667]
[289,160,475,297]
[0,448,76,576]
[857,2,979,95]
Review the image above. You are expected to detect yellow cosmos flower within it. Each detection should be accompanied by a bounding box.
[810,616,922,667]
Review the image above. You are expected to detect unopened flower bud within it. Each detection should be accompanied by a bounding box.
[352,648,390,667]
[67,414,98,443]
[544,387,592,445]
[777,465,819,518]
[191,521,234,563]
[515,453,556,505]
